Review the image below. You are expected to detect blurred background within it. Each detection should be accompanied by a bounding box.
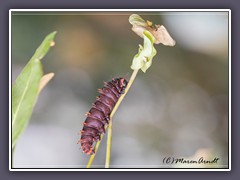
[12,11,229,168]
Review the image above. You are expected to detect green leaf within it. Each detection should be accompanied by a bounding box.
[131,30,156,73]
[129,14,148,27]
[12,31,57,150]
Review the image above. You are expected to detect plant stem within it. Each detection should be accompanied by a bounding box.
[105,119,113,168]
[105,69,139,168]
[86,134,103,168]
[86,69,139,168]
[110,69,139,118]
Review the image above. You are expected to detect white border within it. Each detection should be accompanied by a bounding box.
[9,9,231,171]
[228,9,231,172]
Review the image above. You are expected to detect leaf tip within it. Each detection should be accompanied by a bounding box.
[47,31,57,42]
[50,31,57,46]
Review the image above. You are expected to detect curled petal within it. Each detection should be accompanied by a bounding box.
[131,31,156,73]
[150,25,176,46]
[129,14,176,46]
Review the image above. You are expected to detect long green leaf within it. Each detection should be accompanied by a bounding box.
[12,31,57,149]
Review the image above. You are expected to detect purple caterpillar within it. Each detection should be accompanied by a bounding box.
[78,77,128,155]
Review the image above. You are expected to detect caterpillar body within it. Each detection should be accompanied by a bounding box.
[78,77,128,155]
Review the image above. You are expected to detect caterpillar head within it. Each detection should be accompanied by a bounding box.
[117,77,128,94]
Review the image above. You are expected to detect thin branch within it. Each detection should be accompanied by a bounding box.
[105,119,113,168]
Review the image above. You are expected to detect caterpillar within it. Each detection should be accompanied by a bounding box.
[78,77,128,155]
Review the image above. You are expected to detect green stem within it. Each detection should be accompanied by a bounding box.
[86,69,139,168]
[105,119,113,168]
[86,134,103,168]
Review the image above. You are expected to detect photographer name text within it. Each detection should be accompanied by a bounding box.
[163,157,219,165]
